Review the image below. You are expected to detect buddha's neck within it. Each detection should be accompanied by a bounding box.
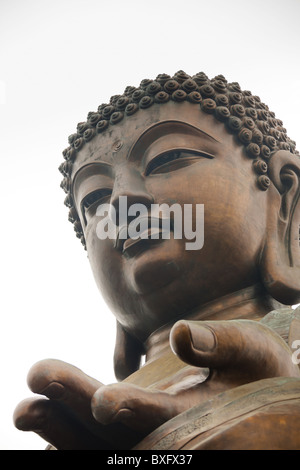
[143,284,285,363]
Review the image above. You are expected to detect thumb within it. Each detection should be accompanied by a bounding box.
[170,319,300,379]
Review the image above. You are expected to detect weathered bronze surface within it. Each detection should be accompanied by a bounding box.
[14,71,300,450]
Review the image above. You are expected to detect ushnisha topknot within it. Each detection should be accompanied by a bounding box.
[59,70,299,248]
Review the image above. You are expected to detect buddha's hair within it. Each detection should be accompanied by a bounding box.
[59,70,299,249]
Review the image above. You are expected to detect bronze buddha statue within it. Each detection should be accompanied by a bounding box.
[14,71,300,450]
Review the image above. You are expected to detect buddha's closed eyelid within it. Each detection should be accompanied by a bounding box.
[144,149,214,176]
[81,188,112,224]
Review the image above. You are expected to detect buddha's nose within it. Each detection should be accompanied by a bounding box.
[110,167,154,225]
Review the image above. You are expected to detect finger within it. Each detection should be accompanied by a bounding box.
[170,319,300,379]
[13,397,113,450]
[26,359,144,447]
[92,383,180,434]
[27,358,102,426]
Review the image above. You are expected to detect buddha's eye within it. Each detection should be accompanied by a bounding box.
[145,150,214,176]
[81,189,111,220]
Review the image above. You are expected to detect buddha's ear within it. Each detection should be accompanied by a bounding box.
[260,150,300,304]
[113,321,144,381]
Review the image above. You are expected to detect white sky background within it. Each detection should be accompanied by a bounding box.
[0,0,299,450]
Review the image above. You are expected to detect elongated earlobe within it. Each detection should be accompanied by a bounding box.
[113,321,144,381]
[260,150,300,305]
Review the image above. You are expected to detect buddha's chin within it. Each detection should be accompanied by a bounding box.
[125,238,183,296]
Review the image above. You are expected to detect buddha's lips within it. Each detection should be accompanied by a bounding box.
[115,216,173,253]
[122,227,169,254]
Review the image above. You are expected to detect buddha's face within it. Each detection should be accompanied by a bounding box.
[72,101,268,342]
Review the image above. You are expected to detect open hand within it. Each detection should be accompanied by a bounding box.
[14,319,300,448]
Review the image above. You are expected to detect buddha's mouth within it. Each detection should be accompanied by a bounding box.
[123,227,169,258]
[115,216,173,257]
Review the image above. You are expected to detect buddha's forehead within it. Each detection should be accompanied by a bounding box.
[71,101,233,179]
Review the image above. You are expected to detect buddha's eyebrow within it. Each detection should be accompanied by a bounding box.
[72,161,113,190]
[128,120,220,162]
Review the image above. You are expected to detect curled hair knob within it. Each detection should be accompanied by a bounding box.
[253,159,268,174]
[257,175,270,191]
